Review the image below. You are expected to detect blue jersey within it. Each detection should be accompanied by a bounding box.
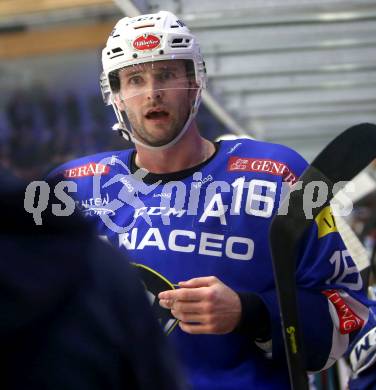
[50,138,370,390]
[347,303,376,390]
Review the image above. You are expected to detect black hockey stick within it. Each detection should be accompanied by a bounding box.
[269,122,376,390]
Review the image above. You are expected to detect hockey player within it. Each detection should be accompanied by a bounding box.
[49,11,372,389]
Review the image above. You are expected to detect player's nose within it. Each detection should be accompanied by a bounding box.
[146,77,164,100]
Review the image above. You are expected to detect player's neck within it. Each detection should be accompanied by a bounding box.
[134,126,215,174]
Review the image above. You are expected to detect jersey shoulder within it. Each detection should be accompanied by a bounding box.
[48,149,133,180]
[218,138,308,177]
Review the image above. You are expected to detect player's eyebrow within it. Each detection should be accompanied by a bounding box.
[154,65,179,73]
[120,69,143,77]
[120,66,177,75]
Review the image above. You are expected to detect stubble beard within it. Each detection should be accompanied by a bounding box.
[125,107,190,148]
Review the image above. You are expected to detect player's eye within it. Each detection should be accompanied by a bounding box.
[128,75,144,86]
[156,70,176,82]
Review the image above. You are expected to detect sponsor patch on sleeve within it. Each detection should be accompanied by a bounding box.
[323,289,365,334]
[315,206,338,239]
[227,157,298,184]
[63,162,110,178]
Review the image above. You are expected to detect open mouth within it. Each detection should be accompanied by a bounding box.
[145,109,170,120]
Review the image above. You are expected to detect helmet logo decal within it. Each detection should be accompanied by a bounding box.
[133,34,161,51]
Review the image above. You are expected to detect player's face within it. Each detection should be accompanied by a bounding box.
[117,60,197,147]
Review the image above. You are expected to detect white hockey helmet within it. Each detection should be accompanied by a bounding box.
[100,10,207,149]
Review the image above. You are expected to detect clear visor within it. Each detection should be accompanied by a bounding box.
[100,59,204,148]
[113,59,199,101]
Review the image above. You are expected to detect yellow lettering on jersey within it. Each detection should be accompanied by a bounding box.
[315,206,338,239]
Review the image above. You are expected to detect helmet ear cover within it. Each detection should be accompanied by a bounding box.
[109,71,121,93]
[184,60,196,84]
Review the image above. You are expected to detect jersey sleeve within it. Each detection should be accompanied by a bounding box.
[258,207,370,372]
[248,143,371,371]
[346,303,376,389]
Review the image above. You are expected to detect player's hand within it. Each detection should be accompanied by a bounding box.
[158,276,241,335]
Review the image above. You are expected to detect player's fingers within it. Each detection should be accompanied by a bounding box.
[178,276,218,288]
[159,287,208,302]
[178,321,213,335]
[171,300,204,313]
[158,289,179,301]
[171,310,204,323]
[159,298,174,309]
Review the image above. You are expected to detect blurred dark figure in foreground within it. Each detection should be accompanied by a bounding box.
[0,168,187,390]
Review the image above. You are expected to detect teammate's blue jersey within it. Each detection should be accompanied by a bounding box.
[50,138,370,390]
[347,304,376,390]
